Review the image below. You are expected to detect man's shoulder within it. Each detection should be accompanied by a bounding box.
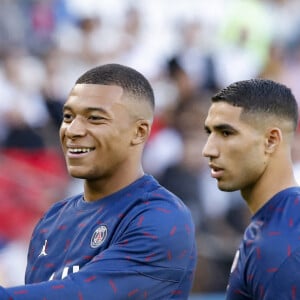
[144,183,192,218]
[42,194,82,219]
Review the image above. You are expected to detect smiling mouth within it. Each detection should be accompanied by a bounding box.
[68,147,95,154]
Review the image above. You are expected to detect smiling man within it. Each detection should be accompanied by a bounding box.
[0,64,197,299]
[203,79,300,300]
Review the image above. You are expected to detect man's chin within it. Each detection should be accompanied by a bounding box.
[68,170,99,181]
[67,167,87,179]
[218,183,238,192]
[71,174,86,179]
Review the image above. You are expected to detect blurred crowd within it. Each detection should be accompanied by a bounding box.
[0,0,300,294]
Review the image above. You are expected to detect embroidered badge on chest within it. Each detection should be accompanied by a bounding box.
[90,225,108,248]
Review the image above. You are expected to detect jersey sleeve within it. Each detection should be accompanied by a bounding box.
[0,201,197,300]
[263,248,300,300]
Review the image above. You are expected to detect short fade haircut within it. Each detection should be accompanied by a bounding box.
[212,79,299,131]
[76,63,155,110]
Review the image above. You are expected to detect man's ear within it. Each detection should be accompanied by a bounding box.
[265,127,282,154]
[131,120,151,145]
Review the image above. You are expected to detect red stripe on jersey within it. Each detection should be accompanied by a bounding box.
[171,290,182,295]
[52,285,65,289]
[170,226,177,236]
[13,290,28,295]
[143,232,158,239]
[268,231,281,236]
[156,207,171,213]
[128,289,139,297]
[137,215,144,226]
[256,247,261,259]
[267,268,278,273]
[109,279,117,294]
[292,286,297,300]
[85,275,96,282]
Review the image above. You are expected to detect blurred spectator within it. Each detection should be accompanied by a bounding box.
[277,42,300,108]
[259,40,286,81]
[158,98,209,230]
[173,20,219,93]
[0,48,48,147]
[0,0,27,54]
[28,0,56,55]
[218,0,273,67]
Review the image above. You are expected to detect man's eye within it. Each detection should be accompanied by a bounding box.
[222,131,231,137]
[89,115,103,121]
[204,127,211,135]
[63,113,73,122]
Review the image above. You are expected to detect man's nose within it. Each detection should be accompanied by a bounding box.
[202,137,219,158]
[65,118,86,138]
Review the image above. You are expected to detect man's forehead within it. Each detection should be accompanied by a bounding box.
[207,102,243,122]
[69,84,124,100]
[206,101,279,134]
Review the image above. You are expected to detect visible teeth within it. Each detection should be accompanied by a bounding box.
[69,148,92,153]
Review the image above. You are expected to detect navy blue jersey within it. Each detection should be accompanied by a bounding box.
[0,174,197,299]
[226,187,300,300]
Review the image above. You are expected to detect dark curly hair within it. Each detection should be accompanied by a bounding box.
[76,63,155,111]
[212,79,299,130]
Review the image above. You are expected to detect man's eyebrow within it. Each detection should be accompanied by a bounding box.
[205,123,237,132]
[62,105,109,114]
[85,107,109,114]
[214,124,237,131]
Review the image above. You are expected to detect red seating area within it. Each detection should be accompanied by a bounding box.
[0,149,68,241]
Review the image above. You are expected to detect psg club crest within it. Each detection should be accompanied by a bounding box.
[90,225,108,248]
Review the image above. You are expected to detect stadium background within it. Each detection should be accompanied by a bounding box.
[0,0,300,299]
